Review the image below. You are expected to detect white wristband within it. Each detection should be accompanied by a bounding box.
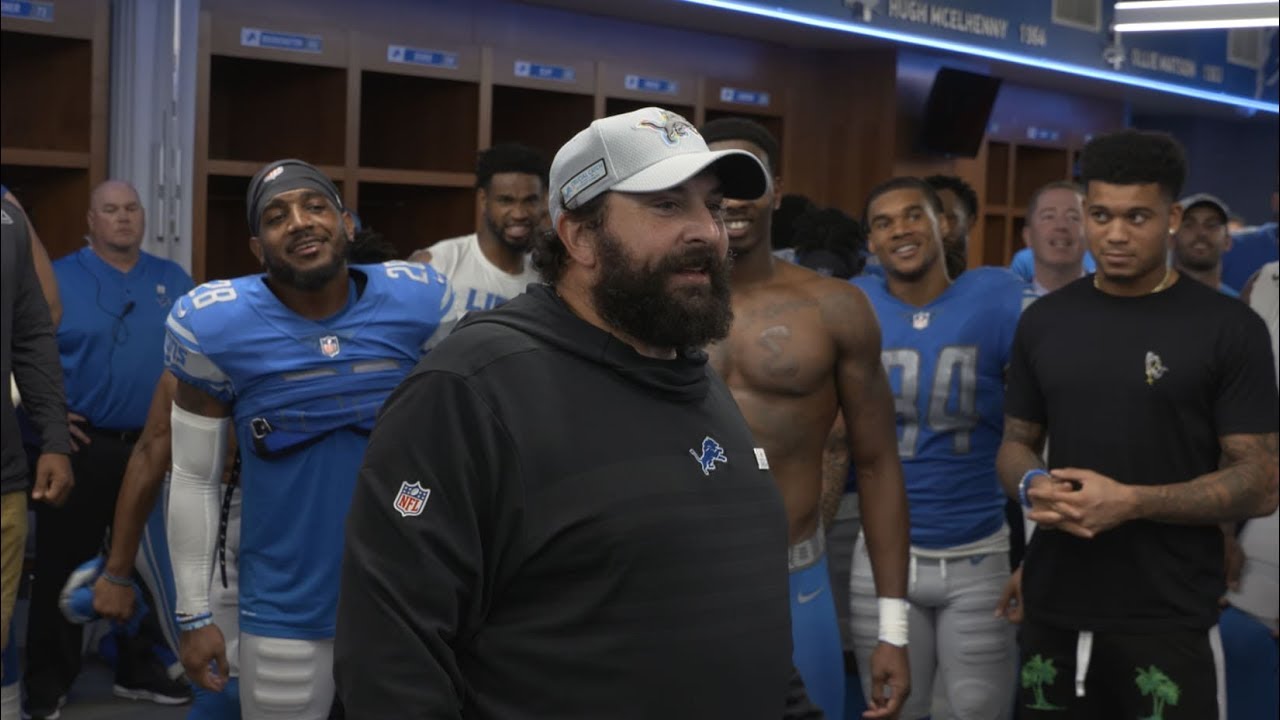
[878,597,910,647]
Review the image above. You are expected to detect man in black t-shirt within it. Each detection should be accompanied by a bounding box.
[997,129,1279,719]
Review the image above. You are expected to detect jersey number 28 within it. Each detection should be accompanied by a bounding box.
[191,280,237,309]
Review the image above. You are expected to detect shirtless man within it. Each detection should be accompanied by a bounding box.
[703,117,910,720]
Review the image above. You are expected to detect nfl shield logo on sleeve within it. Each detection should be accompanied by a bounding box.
[393,481,430,517]
[319,335,341,357]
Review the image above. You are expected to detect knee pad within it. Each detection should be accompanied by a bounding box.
[240,635,334,720]
[189,677,241,720]
[947,677,1012,720]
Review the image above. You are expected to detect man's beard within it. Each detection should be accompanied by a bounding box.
[1176,247,1219,272]
[484,211,531,254]
[263,232,348,291]
[591,229,733,350]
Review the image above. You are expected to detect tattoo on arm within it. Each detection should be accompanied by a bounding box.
[820,415,849,529]
[1003,416,1046,453]
[996,416,1047,498]
[1136,433,1279,525]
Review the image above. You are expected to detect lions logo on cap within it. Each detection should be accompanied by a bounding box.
[264,165,285,183]
[635,110,698,147]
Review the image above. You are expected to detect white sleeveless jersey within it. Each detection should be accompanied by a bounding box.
[427,234,539,315]
[1245,261,1279,386]
[1228,261,1279,631]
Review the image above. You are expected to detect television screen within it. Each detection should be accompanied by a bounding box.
[917,68,1002,158]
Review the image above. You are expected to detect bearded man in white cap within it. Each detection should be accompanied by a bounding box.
[336,107,829,719]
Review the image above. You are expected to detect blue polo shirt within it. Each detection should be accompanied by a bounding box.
[1009,246,1097,282]
[54,247,193,430]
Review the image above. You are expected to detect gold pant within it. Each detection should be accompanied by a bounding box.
[1,490,29,663]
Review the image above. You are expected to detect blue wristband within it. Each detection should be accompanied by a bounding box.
[100,571,133,588]
[1019,469,1050,509]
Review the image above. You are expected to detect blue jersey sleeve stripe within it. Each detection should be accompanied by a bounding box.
[165,314,200,346]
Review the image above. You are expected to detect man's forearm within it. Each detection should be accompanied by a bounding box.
[1132,452,1278,525]
[997,441,1045,500]
[997,416,1047,499]
[105,440,169,577]
[856,456,909,598]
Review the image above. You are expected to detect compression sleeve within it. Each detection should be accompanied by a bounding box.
[167,403,231,620]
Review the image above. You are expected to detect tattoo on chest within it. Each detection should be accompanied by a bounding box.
[758,325,800,378]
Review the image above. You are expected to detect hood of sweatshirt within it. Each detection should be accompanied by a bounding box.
[455,284,711,403]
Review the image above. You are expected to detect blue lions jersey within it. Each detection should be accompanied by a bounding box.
[853,268,1024,549]
[164,261,452,639]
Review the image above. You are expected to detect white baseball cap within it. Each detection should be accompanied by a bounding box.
[548,107,769,227]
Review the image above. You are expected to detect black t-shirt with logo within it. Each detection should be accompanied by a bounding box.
[1006,275,1278,632]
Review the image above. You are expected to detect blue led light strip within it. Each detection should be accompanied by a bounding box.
[679,0,1279,114]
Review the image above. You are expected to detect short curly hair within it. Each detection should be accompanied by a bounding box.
[531,193,609,284]
[700,117,780,174]
[476,143,550,192]
[1079,129,1186,202]
[772,194,818,250]
[924,174,978,220]
[346,227,399,264]
[792,206,867,278]
[862,176,945,231]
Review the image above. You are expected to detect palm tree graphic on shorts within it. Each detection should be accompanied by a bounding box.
[1022,654,1065,711]
[1135,665,1180,720]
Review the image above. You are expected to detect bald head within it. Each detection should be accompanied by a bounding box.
[87,180,145,252]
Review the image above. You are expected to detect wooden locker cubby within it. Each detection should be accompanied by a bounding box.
[488,85,593,162]
[1011,215,1028,261]
[978,139,1072,265]
[489,48,595,163]
[204,174,254,282]
[983,141,1011,210]
[1,31,92,154]
[359,71,480,173]
[981,212,1009,267]
[1012,145,1071,209]
[187,5,824,280]
[1,0,107,263]
[490,86,594,165]
[355,182,474,260]
[0,164,91,262]
[208,55,347,166]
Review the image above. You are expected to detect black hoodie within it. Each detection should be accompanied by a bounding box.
[336,285,821,719]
